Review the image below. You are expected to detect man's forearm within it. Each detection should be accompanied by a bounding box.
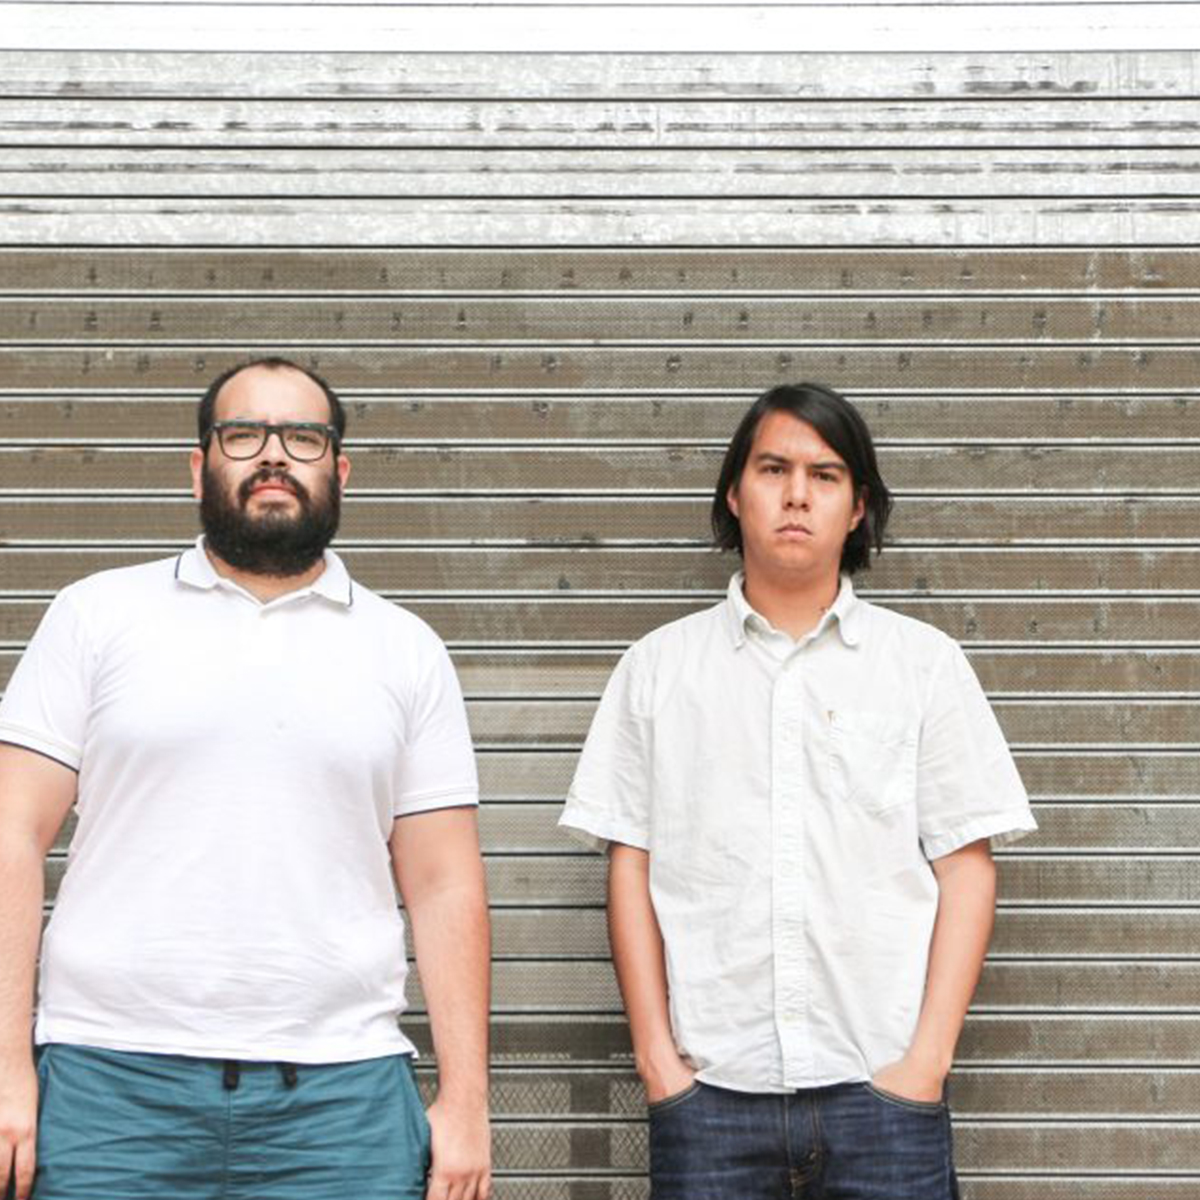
[0,832,44,1062]
[407,876,491,1105]
[0,830,45,1200]
[908,840,997,1076]
[607,844,693,1097]
[391,807,492,1199]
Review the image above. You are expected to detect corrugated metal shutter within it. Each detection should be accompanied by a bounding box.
[2,43,1198,1199]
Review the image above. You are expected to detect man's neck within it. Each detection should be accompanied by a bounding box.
[203,545,327,603]
[741,567,841,641]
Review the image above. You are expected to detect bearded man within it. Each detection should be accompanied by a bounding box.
[0,358,492,1200]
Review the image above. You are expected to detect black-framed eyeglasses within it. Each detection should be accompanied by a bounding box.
[205,420,340,463]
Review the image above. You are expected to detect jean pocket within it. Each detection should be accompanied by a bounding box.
[647,1080,703,1115]
[863,1081,946,1113]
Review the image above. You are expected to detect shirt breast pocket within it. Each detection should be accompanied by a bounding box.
[829,710,918,815]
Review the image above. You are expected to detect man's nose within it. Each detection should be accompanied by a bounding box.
[784,470,810,507]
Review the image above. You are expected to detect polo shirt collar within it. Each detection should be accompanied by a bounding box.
[175,537,354,607]
[725,571,863,649]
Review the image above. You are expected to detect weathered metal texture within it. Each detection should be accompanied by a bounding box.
[5,247,1200,292]
[18,193,1200,244]
[9,345,1200,391]
[13,296,1200,343]
[5,50,1200,100]
[3,392,1200,443]
[14,147,1200,200]
[2,42,1198,1189]
[10,96,1200,149]
[5,52,1200,244]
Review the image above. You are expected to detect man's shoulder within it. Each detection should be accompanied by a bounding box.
[342,578,448,650]
[616,602,729,698]
[627,599,727,661]
[56,554,183,609]
[855,595,959,659]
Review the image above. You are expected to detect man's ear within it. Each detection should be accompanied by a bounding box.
[190,447,205,500]
[849,486,866,531]
[336,452,351,490]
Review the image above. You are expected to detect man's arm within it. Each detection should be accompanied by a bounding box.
[390,807,491,1200]
[0,745,77,1200]
[872,838,997,1103]
[607,844,695,1104]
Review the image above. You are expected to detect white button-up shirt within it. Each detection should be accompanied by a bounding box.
[560,574,1036,1093]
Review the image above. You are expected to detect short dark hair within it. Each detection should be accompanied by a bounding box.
[197,357,346,446]
[711,382,892,576]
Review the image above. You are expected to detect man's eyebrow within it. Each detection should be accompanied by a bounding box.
[750,450,848,471]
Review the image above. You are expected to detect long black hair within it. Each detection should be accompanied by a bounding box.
[711,382,892,575]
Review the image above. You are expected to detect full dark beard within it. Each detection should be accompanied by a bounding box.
[200,463,341,577]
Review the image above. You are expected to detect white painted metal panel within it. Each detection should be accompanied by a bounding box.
[6,2,1200,52]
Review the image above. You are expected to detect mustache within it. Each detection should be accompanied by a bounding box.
[237,467,311,505]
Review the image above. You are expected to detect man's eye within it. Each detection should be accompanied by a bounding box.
[289,428,323,447]
[225,427,259,442]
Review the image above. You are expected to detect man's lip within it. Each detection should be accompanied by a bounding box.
[250,482,296,496]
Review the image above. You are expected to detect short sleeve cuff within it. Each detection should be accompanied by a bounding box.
[0,724,82,773]
[394,786,479,819]
[559,805,649,854]
[921,809,1038,861]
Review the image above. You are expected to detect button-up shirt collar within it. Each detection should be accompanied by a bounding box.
[725,571,863,653]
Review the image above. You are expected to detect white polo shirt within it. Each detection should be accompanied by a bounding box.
[560,573,1036,1093]
[0,540,478,1063]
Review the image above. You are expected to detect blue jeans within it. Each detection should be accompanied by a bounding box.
[649,1079,960,1199]
[32,1044,430,1200]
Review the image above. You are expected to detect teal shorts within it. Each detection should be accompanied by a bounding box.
[33,1044,430,1200]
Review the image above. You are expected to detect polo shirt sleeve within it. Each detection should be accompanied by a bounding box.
[916,640,1038,860]
[0,589,92,772]
[393,637,479,817]
[559,647,651,852]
